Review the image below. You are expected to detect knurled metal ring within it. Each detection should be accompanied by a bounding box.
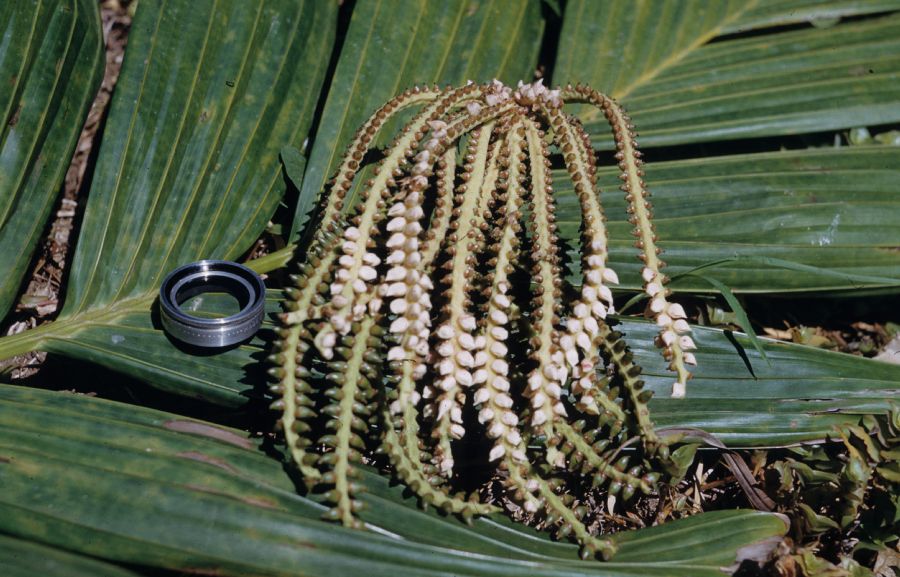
[159,260,265,348]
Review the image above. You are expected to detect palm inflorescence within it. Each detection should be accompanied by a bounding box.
[270,80,697,560]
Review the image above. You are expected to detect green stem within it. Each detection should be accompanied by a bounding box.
[0,294,155,361]
[247,245,294,274]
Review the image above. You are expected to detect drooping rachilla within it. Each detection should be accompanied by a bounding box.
[269,80,694,560]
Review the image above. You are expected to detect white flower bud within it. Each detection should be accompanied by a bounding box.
[386,282,407,297]
[457,333,476,350]
[450,405,463,424]
[492,293,510,308]
[390,317,409,334]
[359,266,377,281]
[438,358,454,376]
[386,250,405,264]
[455,369,473,387]
[667,303,687,319]
[456,350,475,368]
[386,217,406,232]
[495,393,513,408]
[439,376,456,391]
[386,267,406,282]
[598,285,614,304]
[574,302,589,318]
[386,233,406,248]
[478,407,494,423]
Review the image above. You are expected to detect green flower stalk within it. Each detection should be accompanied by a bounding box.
[271,80,695,560]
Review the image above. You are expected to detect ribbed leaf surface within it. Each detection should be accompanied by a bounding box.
[37,295,282,407]
[630,320,899,446]
[554,1,900,148]
[0,385,787,576]
[0,0,335,388]
[25,287,898,446]
[555,147,900,293]
[0,0,103,317]
[292,0,543,239]
[0,535,142,577]
[62,0,336,316]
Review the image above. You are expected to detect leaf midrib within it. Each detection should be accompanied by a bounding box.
[203,2,307,257]
[147,1,264,287]
[72,0,167,315]
[112,0,218,303]
[613,0,759,101]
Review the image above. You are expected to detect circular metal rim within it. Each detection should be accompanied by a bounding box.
[159,260,265,348]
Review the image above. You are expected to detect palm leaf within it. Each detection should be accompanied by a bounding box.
[63,0,335,315]
[554,0,900,148]
[15,288,895,447]
[0,0,335,360]
[556,147,900,293]
[0,0,103,317]
[1,534,143,577]
[0,384,787,576]
[292,0,544,240]
[0,0,897,573]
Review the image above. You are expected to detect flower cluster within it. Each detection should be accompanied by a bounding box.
[272,81,693,561]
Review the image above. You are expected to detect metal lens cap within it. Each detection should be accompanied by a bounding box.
[159,260,265,348]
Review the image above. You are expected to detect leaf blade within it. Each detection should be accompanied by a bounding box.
[62,0,337,316]
[555,147,900,294]
[292,0,544,240]
[0,0,104,317]
[0,384,788,576]
[554,1,900,148]
[0,534,143,577]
